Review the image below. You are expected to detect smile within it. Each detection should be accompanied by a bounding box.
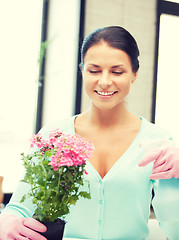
[95,90,117,96]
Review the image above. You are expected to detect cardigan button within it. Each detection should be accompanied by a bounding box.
[99,200,103,205]
[99,179,102,185]
[98,220,102,224]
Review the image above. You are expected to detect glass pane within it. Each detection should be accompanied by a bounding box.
[163,0,179,3]
[155,14,179,146]
[0,0,43,192]
[42,0,80,126]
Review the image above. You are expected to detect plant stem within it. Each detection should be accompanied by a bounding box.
[57,167,63,189]
[40,157,48,180]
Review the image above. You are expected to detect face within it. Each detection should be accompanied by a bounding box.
[82,42,138,111]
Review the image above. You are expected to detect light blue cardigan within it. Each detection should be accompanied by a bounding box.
[2,116,179,240]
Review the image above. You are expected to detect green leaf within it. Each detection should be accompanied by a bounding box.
[79,191,91,199]
[20,195,26,203]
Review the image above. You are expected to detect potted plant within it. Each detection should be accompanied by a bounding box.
[20,129,94,240]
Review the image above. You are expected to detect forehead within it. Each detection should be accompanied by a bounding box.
[84,42,131,67]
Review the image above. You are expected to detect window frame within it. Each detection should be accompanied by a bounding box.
[152,0,179,123]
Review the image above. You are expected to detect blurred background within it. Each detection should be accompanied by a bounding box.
[0,0,179,200]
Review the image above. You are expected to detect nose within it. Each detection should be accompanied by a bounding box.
[98,72,112,89]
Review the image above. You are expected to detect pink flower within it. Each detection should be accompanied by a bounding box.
[31,129,95,171]
[49,129,63,139]
[30,133,46,148]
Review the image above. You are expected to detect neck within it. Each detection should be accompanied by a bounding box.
[86,103,134,129]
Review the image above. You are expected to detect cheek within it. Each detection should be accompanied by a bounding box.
[122,84,131,97]
[84,80,90,93]
[83,74,97,89]
[116,77,132,91]
[83,77,94,97]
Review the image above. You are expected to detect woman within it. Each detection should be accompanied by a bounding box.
[0,26,179,240]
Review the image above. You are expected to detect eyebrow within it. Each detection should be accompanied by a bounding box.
[87,64,125,68]
[88,64,100,68]
[111,65,124,68]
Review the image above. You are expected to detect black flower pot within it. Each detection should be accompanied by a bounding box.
[38,218,66,240]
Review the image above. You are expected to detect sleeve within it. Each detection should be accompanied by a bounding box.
[152,178,179,240]
[1,145,39,217]
[1,181,36,218]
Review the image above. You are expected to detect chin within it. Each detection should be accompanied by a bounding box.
[93,102,120,112]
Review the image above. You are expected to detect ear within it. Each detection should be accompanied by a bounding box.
[80,64,85,80]
[131,69,139,84]
[79,63,83,72]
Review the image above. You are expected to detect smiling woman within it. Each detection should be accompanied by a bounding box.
[1,26,179,240]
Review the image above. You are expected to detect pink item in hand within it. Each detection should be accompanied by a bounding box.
[138,139,179,179]
[0,214,47,240]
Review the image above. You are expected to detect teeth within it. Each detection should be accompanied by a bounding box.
[97,91,115,96]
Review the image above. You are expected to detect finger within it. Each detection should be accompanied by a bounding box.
[22,219,47,240]
[153,158,169,170]
[149,171,172,180]
[152,161,171,174]
[23,218,47,232]
[138,148,163,167]
[21,226,47,240]
[18,235,30,240]
[9,233,29,240]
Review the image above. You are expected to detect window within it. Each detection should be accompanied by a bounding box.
[0,0,81,194]
[0,0,43,193]
[154,1,179,146]
[41,0,81,126]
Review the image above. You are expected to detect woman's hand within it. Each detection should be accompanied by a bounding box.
[0,213,47,240]
[138,146,179,180]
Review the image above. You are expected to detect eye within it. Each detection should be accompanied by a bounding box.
[89,70,101,74]
[112,71,123,75]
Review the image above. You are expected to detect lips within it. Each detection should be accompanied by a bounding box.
[95,90,118,96]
